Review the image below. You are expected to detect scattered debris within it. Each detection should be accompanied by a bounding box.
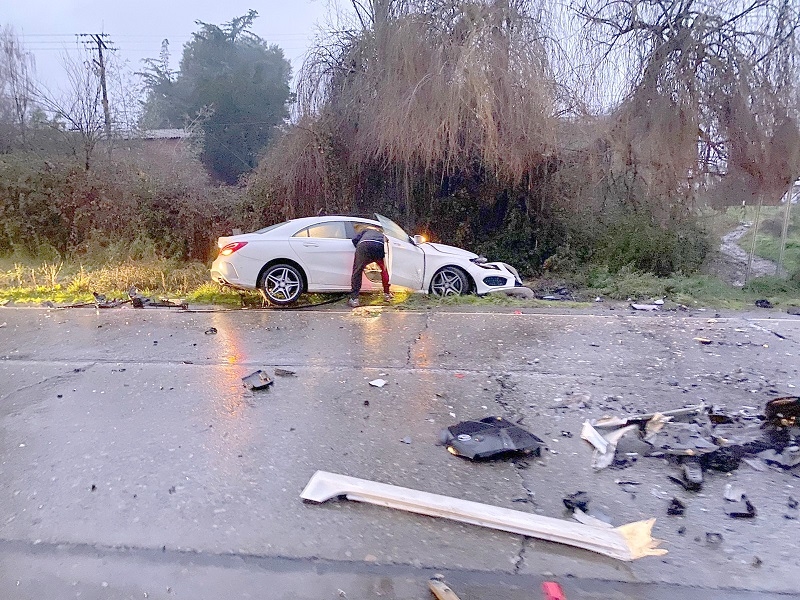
[572,507,613,529]
[693,337,713,345]
[301,470,667,561]
[541,582,567,600]
[680,457,703,490]
[128,286,187,309]
[630,303,659,311]
[563,491,590,512]
[789,496,799,509]
[400,437,412,445]
[92,291,129,308]
[440,416,544,460]
[764,396,800,427]
[752,556,763,567]
[241,370,274,390]
[758,447,800,468]
[369,378,387,388]
[428,574,462,600]
[788,307,800,316]
[705,532,724,545]
[755,299,773,309]
[274,368,296,377]
[667,498,686,516]
[204,327,217,335]
[742,457,766,471]
[725,497,756,519]
[723,484,745,502]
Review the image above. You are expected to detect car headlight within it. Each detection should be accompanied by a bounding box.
[471,256,488,264]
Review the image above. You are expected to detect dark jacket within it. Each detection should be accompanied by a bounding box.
[352,228,385,249]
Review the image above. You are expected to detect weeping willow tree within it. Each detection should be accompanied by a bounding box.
[249,0,800,273]
[573,0,800,215]
[251,0,560,254]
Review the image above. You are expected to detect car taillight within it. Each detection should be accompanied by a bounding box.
[219,241,248,256]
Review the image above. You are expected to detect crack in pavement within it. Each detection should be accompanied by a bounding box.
[405,311,431,367]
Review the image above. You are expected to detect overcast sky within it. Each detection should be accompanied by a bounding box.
[3,0,337,90]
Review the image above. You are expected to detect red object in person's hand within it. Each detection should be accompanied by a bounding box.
[541,581,566,600]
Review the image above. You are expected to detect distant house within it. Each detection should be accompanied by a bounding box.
[117,128,193,155]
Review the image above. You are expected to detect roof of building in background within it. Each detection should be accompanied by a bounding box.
[117,128,193,141]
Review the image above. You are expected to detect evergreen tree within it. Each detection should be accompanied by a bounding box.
[140,11,292,183]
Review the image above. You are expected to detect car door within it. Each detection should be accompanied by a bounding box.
[375,214,425,291]
[288,221,354,289]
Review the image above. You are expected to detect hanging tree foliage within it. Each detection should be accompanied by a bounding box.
[250,0,800,273]
[256,0,559,223]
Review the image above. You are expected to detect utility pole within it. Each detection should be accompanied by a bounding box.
[79,33,115,142]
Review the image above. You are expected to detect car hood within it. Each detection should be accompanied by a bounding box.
[421,242,479,260]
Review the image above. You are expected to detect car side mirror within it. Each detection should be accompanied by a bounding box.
[413,235,426,245]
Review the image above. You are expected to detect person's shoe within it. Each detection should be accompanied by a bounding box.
[347,298,360,308]
[383,293,393,302]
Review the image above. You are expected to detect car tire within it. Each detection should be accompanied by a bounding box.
[430,266,470,297]
[260,263,304,305]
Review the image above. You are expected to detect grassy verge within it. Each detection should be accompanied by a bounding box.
[0,255,798,311]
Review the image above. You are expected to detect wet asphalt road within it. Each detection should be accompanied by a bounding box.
[1,302,799,599]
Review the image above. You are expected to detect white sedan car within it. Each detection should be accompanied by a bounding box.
[210,213,523,305]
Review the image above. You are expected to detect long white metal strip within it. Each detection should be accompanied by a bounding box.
[301,470,666,561]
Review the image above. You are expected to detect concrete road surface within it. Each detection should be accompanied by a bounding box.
[1,302,799,599]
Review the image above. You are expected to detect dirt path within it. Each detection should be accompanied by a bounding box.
[709,223,784,286]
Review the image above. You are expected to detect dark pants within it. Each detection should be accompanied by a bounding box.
[351,243,390,299]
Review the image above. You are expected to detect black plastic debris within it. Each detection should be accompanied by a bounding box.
[128,286,187,309]
[205,327,218,335]
[755,299,773,309]
[667,498,686,516]
[562,491,590,512]
[440,416,544,460]
[242,370,274,390]
[680,456,703,490]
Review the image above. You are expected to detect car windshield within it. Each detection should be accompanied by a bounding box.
[375,213,411,242]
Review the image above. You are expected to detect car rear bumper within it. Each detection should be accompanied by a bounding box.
[210,258,256,291]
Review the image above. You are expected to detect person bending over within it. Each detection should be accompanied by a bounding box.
[348,227,390,307]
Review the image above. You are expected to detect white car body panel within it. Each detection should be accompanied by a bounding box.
[210,214,522,300]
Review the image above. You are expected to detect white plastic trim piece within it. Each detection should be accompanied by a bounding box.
[300,470,666,561]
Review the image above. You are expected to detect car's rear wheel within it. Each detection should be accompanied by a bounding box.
[261,263,304,305]
[430,266,470,296]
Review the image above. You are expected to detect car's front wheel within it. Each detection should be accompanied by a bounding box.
[261,263,304,305]
[430,266,470,296]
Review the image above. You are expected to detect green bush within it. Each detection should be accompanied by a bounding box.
[598,212,710,276]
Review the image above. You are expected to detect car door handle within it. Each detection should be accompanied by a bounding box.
[302,242,319,247]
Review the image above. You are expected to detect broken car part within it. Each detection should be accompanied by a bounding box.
[301,471,667,561]
[563,491,590,512]
[764,396,800,427]
[241,370,274,390]
[725,497,756,519]
[440,416,544,460]
[428,575,462,600]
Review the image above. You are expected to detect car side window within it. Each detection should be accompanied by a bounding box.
[352,222,381,236]
[292,228,309,237]
[305,222,348,239]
